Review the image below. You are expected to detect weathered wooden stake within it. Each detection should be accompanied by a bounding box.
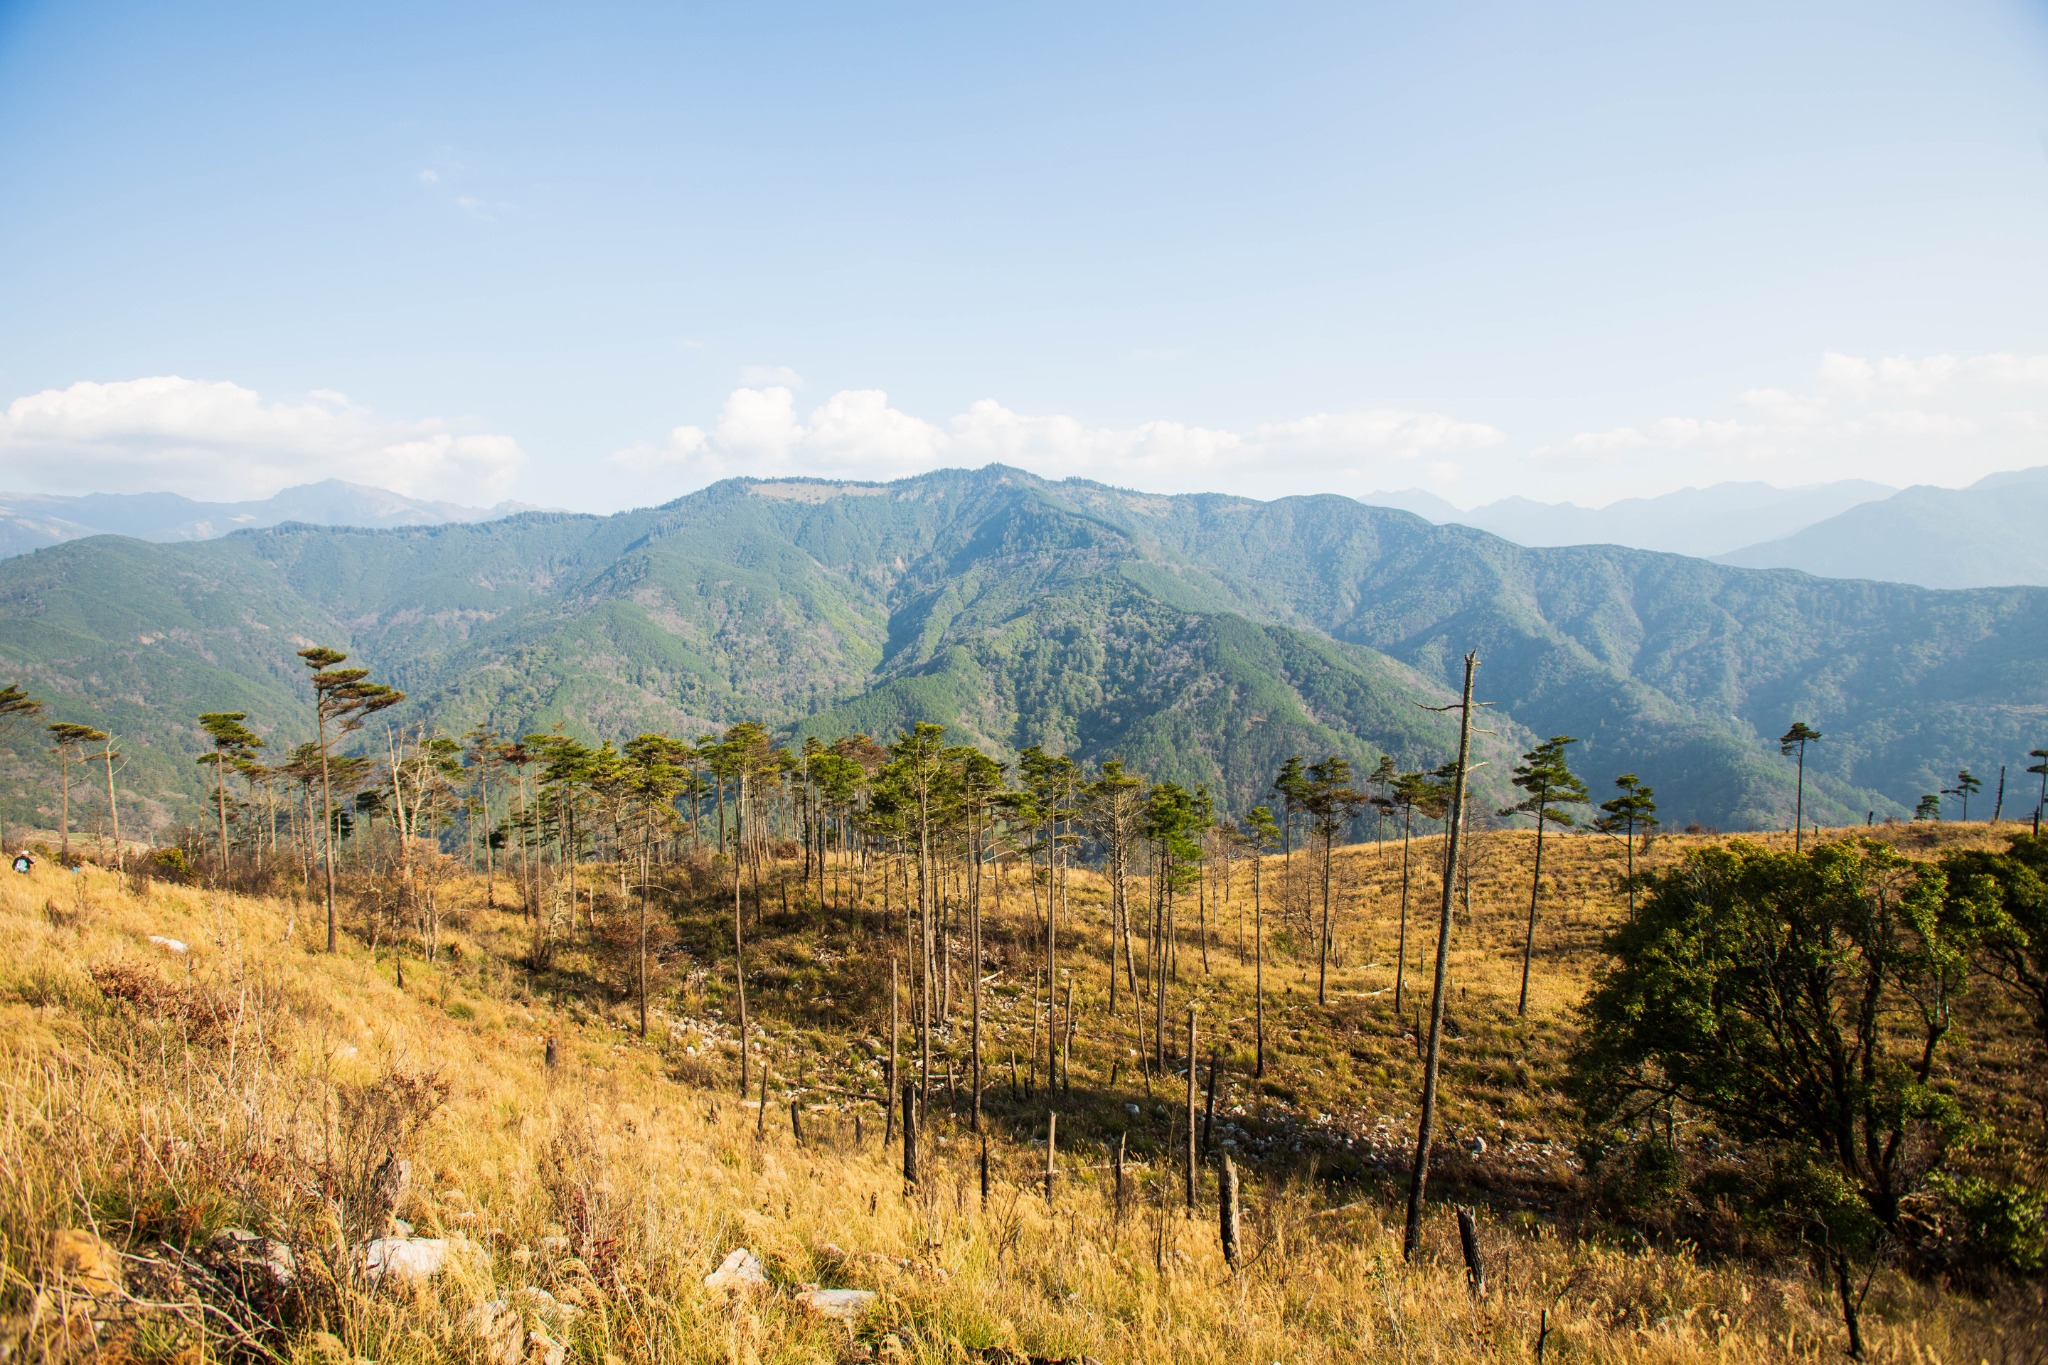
[1219,1152,1242,1270]
[544,1034,557,1069]
[1457,1206,1486,1296]
[1044,1111,1058,1205]
[979,1131,991,1204]
[854,1112,864,1147]
[790,1093,805,1146]
[901,1081,920,1187]
[757,1063,771,1138]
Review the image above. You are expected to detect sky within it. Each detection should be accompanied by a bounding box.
[1,0,2046,513]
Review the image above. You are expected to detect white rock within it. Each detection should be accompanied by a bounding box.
[800,1288,877,1320]
[148,935,189,954]
[363,1236,467,1283]
[703,1247,769,1293]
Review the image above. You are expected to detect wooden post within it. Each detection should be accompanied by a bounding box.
[790,1093,805,1146]
[544,1035,557,1069]
[1457,1206,1486,1296]
[855,1112,864,1148]
[1044,1112,1058,1205]
[757,1062,771,1139]
[979,1132,990,1205]
[901,1082,919,1187]
[1184,1005,1198,1212]
[1219,1152,1242,1269]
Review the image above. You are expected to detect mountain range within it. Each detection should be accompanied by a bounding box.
[1368,468,2048,588]
[0,479,542,559]
[1717,466,2048,588]
[2,465,2043,839]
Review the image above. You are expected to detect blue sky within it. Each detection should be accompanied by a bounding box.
[2,0,2045,511]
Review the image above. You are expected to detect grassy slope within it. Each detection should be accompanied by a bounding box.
[1,821,2038,1362]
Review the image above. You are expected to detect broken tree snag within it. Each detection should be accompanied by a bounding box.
[1219,1153,1242,1270]
[1203,1047,1221,1157]
[901,1082,920,1188]
[1114,1131,1128,1216]
[1457,1206,1486,1296]
[757,1063,771,1139]
[1184,1005,1198,1212]
[1044,1112,1058,1205]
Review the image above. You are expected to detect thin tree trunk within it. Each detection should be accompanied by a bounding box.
[1404,650,1478,1261]
[1517,806,1547,1017]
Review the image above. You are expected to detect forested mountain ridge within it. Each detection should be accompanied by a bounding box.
[2,464,2042,834]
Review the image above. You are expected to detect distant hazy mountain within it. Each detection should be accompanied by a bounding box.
[1719,466,2048,589]
[0,479,543,559]
[1383,480,1896,557]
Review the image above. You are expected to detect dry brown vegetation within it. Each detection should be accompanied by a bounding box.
[1,820,2042,1363]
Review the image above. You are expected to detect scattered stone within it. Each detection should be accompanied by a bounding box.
[47,1229,122,1297]
[800,1287,877,1320]
[363,1236,469,1283]
[703,1247,769,1293]
[811,1241,847,1261]
[538,1235,571,1256]
[147,935,189,954]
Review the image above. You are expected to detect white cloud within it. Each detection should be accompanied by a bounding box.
[608,387,1504,497]
[1530,351,2048,498]
[0,376,529,502]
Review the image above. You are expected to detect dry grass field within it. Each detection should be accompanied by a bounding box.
[1,819,2041,1362]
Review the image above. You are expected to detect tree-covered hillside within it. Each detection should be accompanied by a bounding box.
[2,465,2042,834]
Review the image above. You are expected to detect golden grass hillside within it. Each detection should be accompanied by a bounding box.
[0,822,2041,1363]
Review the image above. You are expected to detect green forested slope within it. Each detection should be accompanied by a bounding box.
[2,465,2041,834]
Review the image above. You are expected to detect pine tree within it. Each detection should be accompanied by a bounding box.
[1779,721,1823,851]
[1501,735,1588,1017]
[197,712,264,877]
[1302,756,1365,1005]
[47,722,107,858]
[1,686,44,852]
[1914,792,1941,822]
[1241,805,1280,1076]
[1595,774,1659,919]
[1943,769,1982,822]
[297,646,404,952]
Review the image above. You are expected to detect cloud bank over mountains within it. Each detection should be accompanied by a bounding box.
[2,349,2043,510]
[0,377,528,503]
[610,349,2048,504]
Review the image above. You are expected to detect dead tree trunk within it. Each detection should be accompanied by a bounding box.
[1404,650,1478,1262]
[1219,1153,1242,1269]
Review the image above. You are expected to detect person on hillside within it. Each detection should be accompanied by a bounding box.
[12,852,34,874]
